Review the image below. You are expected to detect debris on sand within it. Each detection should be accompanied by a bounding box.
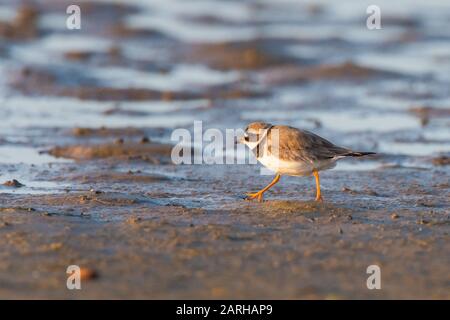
[114,138,124,145]
[126,216,142,225]
[64,51,94,61]
[417,219,430,225]
[0,221,10,228]
[341,187,356,194]
[79,267,99,281]
[432,155,450,166]
[2,179,25,188]
[391,213,400,219]
[140,136,150,144]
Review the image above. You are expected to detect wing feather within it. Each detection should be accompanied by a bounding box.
[267,126,350,162]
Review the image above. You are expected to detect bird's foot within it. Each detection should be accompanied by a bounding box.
[245,192,264,202]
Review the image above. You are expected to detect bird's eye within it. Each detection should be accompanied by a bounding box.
[244,136,249,142]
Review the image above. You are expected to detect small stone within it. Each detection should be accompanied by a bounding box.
[341,187,358,195]
[303,249,313,257]
[2,179,25,188]
[115,138,124,145]
[391,213,400,219]
[432,155,450,166]
[79,267,98,280]
[49,242,63,250]
[140,136,150,144]
[126,217,142,224]
[211,287,227,298]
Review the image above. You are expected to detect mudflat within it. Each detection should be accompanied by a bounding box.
[0,0,449,299]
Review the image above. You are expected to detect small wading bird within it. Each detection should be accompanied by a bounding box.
[239,122,375,202]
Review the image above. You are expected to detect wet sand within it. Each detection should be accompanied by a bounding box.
[0,0,449,299]
[0,165,449,299]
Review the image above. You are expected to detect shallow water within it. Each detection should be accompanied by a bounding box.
[0,0,448,209]
[0,145,70,165]
[1,0,449,165]
[0,0,448,191]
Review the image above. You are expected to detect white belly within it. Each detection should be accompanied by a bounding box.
[257,154,337,176]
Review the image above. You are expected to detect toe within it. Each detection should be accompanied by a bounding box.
[245,192,263,201]
[244,193,257,200]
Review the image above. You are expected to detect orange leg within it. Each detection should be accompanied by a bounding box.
[313,170,323,201]
[245,174,281,202]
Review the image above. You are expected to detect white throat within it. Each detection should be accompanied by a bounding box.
[245,129,270,152]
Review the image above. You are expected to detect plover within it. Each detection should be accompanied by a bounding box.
[239,122,375,202]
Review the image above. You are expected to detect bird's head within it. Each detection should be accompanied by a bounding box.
[239,122,273,149]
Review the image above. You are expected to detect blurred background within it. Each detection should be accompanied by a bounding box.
[0,0,449,171]
[0,0,449,299]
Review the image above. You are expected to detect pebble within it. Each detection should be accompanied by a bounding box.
[417,219,430,225]
[79,267,98,280]
[2,179,25,187]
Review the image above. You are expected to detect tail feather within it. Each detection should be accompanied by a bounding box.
[343,151,376,157]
